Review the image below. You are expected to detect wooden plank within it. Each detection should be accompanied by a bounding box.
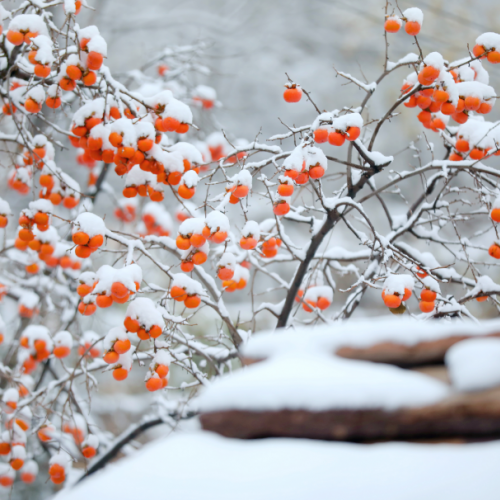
[200,387,500,442]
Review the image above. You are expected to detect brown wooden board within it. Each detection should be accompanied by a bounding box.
[200,386,500,442]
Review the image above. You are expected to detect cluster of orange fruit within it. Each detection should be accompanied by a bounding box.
[169,285,202,309]
[176,224,228,273]
[72,230,104,259]
[384,16,421,36]
[16,211,52,274]
[77,279,140,316]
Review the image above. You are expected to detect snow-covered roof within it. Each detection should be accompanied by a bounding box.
[197,352,448,413]
[242,318,500,360]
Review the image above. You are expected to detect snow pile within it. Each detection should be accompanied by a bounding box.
[383,274,414,295]
[476,32,500,51]
[0,198,12,216]
[456,117,500,151]
[218,253,236,270]
[445,338,500,392]
[30,35,54,65]
[124,165,156,188]
[93,264,142,295]
[179,217,205,236]
[73,212,106,238]
[56,431,500,500]
[193,84,216,101]
[180,170,198,189]
[205,210,230,233]
[403,7,423,24]
[103,326,129,352]
[126,298,163,329]
[53,330,73,350]
[463,276,500,300]
[242,220,260,239]
[8,14,49,37]
[242,317,500,360]
[303,286,333,304]
[303,145,327,170]
[171,273,204,296]
[422,52,444,71]
[72,98,105,127]
[169,142,203,165]
[18,291,39,309]
[197,352,448,413]
[451,58,489,84]
[78,26,108,57]
[331,113,363,132]
[29,199,53,214]
[455,82,495,101]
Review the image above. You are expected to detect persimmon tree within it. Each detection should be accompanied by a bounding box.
[0,0,500,492]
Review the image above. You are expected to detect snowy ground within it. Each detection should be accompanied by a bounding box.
[57,430,500,500]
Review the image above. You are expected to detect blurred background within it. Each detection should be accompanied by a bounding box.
[80,0,500,139]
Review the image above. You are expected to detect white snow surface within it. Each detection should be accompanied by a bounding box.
[125,165,156,187]
[445,338,500,392]
[193,84,217,100]
[230,168,252,188]
[103,326,128,351]
[125,297,163,329]
[332,112,363,132]
[303,145,327,170]
[53,330,73,349]
[2,388,18,404]
[169,142,203,164]
[218,253,236,269]
[0,197,12,216]
[182,170,199,188]
[165,98,193,124]
[242,317,500,359]
[455,81,495,100]
[465,275,500,299]
[422,52,444,70]
[197,352,448,413]
[57,431,500,500]
[171,273,204,295]
[383,274,414,295]
[304,285,333,302]
[26,85,45,103]
[29,199,53,214]
[241,220,260,238]
[179,217,205,236]
[72,98,105,127]
[73,212,106,238]
[93,264,142,295]
[403,7,423,24]
[476,32,500,50]
[387,53,419,70]
[8,14,49,36]
[205,210,229,233]
[30,35,54,65]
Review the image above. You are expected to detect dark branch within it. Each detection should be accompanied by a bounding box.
[77,417,165,482]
